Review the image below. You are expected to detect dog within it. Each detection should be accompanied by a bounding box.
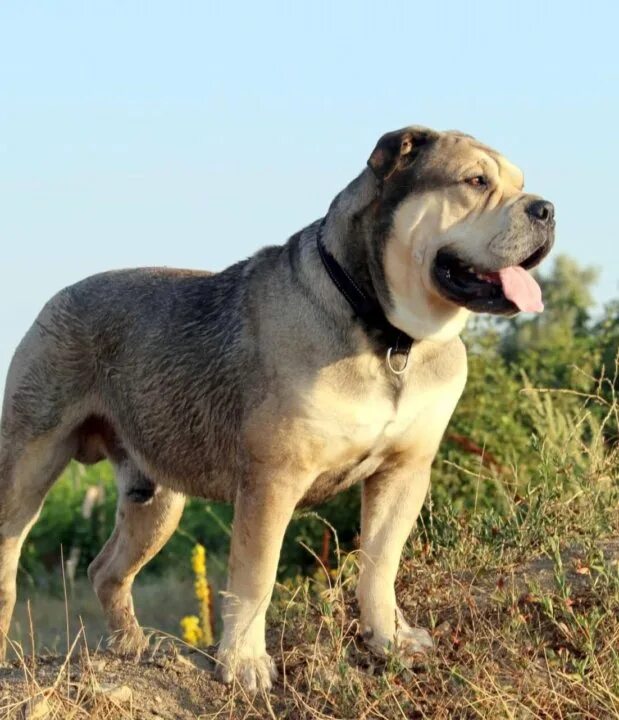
[0,126,554,691]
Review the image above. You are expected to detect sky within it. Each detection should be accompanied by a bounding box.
[1,1,618,392]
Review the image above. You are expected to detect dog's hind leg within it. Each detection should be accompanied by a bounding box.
[88,460,185,655]
[0,430,75,662]
[0,288,99,661]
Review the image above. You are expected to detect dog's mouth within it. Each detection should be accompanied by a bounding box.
[432,242,552,315]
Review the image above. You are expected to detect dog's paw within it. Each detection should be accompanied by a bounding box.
[216,650,277,692]
[108,625,149,659]
[362,608,433,666]
[392,624,434,660]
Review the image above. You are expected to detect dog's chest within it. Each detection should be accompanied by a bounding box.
[300,386,426,502]
[298,357,460,504]
[318,385,414,457]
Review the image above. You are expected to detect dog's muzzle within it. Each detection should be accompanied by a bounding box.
[432,201,555,316]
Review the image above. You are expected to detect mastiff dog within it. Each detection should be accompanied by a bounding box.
[0,126,554,690]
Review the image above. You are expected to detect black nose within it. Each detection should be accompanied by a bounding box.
[526,200,555,223]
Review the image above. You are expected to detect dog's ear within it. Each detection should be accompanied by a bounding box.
[367,127,438,181]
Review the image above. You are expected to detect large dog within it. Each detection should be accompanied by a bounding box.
[0,126,554,690]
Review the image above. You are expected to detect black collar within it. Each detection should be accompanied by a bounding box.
[316,218,414,372]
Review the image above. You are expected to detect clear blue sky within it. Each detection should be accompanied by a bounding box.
[1,1,618,390]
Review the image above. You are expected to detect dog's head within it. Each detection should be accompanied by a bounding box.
[361,126,555,341]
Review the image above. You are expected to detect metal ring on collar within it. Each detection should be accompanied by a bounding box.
[386,346,409,375]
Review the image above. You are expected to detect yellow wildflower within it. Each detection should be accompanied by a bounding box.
[180,615,203,646]
[192,544,206,576]
[180,543,214,646]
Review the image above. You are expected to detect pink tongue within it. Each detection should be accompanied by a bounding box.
[498,266,544,313]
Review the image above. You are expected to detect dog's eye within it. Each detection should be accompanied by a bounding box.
[465,175,488,188]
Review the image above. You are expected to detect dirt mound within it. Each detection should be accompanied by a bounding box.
[1,650,227,719]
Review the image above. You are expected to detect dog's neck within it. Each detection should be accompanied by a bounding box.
[319,217,382,317]
[295,168,470,354]
[316,216,413,364]
[326,169,473,345]
[318,170,392,321]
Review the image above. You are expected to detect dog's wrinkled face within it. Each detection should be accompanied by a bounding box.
[368,127,555,341]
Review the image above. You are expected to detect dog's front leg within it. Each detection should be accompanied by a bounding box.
[357,457,434,662]
[216,479,302,692]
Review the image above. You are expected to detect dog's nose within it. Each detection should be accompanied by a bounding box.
[526,200,554,223]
